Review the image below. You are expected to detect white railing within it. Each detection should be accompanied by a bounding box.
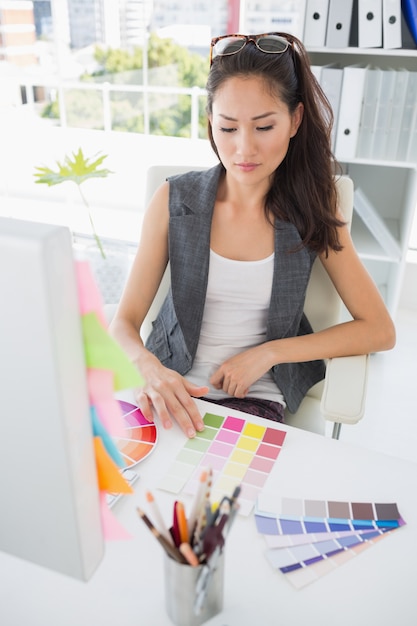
[5,77,417,252]
[21,78,207,139]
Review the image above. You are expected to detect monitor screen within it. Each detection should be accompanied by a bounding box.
[0,217,104,581]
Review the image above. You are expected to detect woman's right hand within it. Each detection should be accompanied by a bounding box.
[133,351,208,438]
[108,182,209,438]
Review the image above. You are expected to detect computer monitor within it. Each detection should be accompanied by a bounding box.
[0,217,104,581]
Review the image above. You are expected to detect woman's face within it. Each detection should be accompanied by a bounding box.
[209,75,303,187]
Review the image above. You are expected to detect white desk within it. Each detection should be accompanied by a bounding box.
[1,398,417,626]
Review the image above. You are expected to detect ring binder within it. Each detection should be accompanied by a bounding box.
[326,0,354,47]
[303,0,330,47]
[358,0,383,47]
[382,0,402,48]
[402,0,417,45]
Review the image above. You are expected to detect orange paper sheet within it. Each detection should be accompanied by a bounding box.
[93,436,133,494]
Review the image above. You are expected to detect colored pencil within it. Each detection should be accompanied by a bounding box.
[193,467,213,550]
[136,507,185,563]
[187,468,208,536]
[175,500,189,545]
[179,542,199,567]
[145,490,174,545]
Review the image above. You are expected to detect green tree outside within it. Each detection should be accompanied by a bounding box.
[42,34,209,139]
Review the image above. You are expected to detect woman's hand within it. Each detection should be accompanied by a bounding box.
[133,351,208,438]
[210,344,272,398]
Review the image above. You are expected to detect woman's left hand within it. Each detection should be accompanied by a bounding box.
[209,344,272,398]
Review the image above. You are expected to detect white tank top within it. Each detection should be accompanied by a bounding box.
[186,249,286,406]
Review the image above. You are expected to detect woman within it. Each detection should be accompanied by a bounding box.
[110,32,395,438]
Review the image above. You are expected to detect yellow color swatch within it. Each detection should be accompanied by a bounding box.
[242,423,266,439]
[223,462,248,480]
[236,436,259,452]
[230,448,254,465]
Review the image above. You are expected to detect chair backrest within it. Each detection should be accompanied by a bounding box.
[141,165,354,341]
[144,165,209,206]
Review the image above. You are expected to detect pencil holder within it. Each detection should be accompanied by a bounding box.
[163,550,224,626]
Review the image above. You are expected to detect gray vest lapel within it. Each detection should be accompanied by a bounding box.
[168,165,222,359]
[267,221,315,341]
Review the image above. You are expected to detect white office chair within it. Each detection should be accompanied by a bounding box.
[142,165,369,439]
[108,165,368,439]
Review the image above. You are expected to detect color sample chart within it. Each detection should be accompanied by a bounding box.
[114,400,158,467]
[255,496,406,589]
[158,412,286,516]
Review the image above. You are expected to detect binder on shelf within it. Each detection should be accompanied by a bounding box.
[358,0,383,47]
[402,0,417,45]
[353,187,401,260]
[310,65,323,82]
[320,65,344,150]
[326,0,354,47]
[406,105,417,162]
[369,69,397,158]
[356,67,382,158]
[396,71,417,161]
[303,0,330,47]
[334,65,368,160]
[382,0,402,48]
[384,69,409,160]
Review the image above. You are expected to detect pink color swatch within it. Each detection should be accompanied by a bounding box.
[158,410,286,515]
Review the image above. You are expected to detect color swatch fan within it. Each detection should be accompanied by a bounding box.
[115,400,158,467]
[255,495,406,588]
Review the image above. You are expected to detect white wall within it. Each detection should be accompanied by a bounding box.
[399,252,417,311]
[0,108,217,212]
[0,106,217,240]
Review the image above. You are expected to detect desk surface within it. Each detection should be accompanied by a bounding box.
[1,398,417,626]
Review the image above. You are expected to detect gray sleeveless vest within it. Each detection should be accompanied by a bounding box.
[145,163,325,413]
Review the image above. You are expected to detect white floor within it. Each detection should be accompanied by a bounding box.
[336,307,417,464]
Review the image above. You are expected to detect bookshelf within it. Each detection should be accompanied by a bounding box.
[301,6,417,316]
[343,162,417,311]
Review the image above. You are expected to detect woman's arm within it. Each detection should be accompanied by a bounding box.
[210,222,395,398]
[109,182,208,437]
[110,182,170,360]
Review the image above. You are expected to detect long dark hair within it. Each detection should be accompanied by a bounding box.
[206,33,344,255]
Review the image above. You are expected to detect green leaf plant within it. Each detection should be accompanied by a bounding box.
[34,148,113,259]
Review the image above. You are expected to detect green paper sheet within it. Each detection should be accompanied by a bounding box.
[81,311,144,390]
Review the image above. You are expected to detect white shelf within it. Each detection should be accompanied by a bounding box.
[302,5,417,315]
[351,217,401,262]
[308,48,417,71]
[308,47,417,58]
[342,158,417,169]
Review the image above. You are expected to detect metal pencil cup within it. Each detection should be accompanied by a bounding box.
[164,551,224,626]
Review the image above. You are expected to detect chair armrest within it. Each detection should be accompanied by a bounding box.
[320,354,369,425]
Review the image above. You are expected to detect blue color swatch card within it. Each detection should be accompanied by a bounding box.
[255,495,406,588]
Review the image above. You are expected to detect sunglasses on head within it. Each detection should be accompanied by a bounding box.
[210,32,293,65]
